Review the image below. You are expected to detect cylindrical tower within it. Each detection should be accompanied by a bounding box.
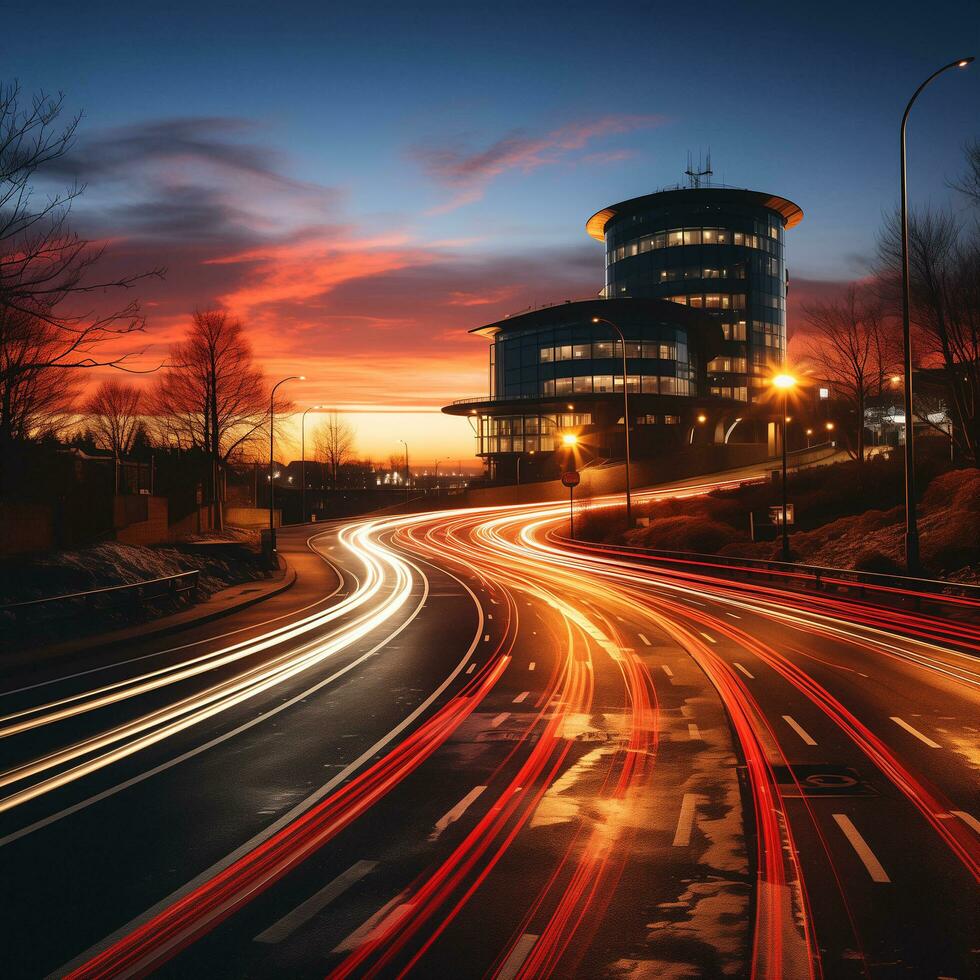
[587,187,802,405]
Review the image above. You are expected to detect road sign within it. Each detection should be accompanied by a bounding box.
[769,503,795,525]
[561,470,580,488]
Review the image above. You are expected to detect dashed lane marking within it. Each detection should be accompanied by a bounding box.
[254,860,377,944]
[783,715,818,746]
[498,934,539,980]
[832,813,890,882]
[672,793,699,846]
[429,786,487,841]
[733,662,754,679]
[890,716,941,749]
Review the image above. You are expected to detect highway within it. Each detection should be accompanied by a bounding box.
[1,476,977,979]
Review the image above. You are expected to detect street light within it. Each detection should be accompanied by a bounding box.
[269,375,303,535]
[898,55,973,573]
[398,439,409,490]
[300,405,320,524]
[561,432,578,447]
[806,427,814,448]
[772,372,797,561]
[591,316,633,527]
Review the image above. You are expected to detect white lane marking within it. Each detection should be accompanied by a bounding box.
[491,712,510,728]
[951,810,980,835]
[637,633,651,646]
[498,933,539,980]
[334,897,413,952]
[466,663,476,674]
[254,860,377,944]
[673,793,699,846]
[429,786,487,841]
[699,631,716,644]
[661,665,674,677]
[686,598,705,607]
[782,715,817,746]
[733,662,754,679]
[688,723,702,740]
[487,614,493,620]
[483,634,490,642]
[890,716,941,749]
[725,612,741,619]
[528,662,536,672]
[832,814,890,882]
[512,691,530,704]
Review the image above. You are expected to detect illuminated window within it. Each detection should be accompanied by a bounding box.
[664,415,680,424]
[572,343,590,359]
[539,347,554,362]
[572,376,592,393]
[593,341,614,358]
[593,375,615,392]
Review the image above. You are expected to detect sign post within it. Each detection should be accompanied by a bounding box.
[561,470,580,539]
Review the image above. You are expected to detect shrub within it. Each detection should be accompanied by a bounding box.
[626,516,737,554]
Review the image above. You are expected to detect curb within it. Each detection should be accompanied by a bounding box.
[16,559,298,664]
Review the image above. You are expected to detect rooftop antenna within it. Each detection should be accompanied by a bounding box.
[684,149,713,188]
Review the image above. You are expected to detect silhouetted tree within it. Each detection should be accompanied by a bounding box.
[153,310,286,529]
[803,286,896,462]
[0,307,80,445]
[876,168,980,462]
[0,81,162,379]
[86,379,143,458]
[314,410,356,486]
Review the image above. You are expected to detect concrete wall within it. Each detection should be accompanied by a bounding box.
[116,496,169,546]
[0,501,55,555]
[462,444,772,509]
[225,506,281,529]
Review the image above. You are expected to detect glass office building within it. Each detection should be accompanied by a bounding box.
[444,186,802,478]
[444,298,724,476]
[587,187,802,403]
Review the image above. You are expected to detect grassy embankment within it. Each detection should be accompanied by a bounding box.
[577,450,979,580]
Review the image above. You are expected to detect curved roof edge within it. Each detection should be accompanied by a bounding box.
[468,296,722,340]
[586,187,804,241]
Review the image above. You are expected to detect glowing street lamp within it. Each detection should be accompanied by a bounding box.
[771,372,797,561]
[561,432,579,447]
[898,56,973,573]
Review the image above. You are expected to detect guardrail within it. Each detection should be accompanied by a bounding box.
[555,536,980,609]
[0,570,201,623]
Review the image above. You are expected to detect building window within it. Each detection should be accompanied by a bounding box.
[539,347,554,362]
[664,415,680,424]
[593,375,615,392]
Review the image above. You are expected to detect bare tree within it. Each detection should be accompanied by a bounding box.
[314,411,355,486]
[86,379,143,458]
[877,205,980,461]
[153,310,286,529]
[948,138,980,205]
[803,286,896,462]
[0,82,162,380]
[0,307,79,444]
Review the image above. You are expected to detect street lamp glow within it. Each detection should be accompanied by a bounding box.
[826,421,835,431]
[957,58,974,67]
[697,413,707,423]
[562,433,578,447]
[772,373,797,390]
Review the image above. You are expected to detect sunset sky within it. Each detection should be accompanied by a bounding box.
[7,1,977,464]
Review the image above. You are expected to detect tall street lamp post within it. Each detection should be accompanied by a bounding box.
[773,373,797,562]
[398,439,409,491]
[898,56,973,573]
[300,405,320,524]
[269,375,303,535]
[591,316,633,528]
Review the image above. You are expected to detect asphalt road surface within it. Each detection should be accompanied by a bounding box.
[2,475,977,979]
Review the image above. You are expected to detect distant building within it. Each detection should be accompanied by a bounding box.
[443,183,803,481]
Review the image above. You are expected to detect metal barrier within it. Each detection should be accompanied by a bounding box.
[556,536,980,609]
[0,570,201,622]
